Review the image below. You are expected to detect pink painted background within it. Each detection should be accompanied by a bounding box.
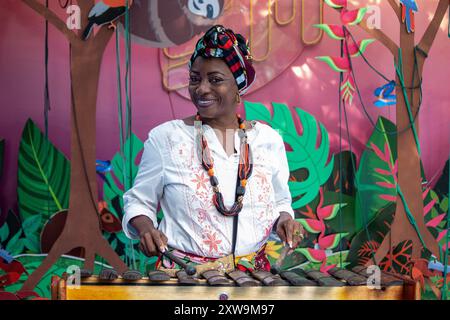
[0,0,449,219]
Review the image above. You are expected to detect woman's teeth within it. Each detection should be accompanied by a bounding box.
[197,99,216,107]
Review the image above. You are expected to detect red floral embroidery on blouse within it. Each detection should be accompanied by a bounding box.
[190,171,209,191]
[203,231,222,254]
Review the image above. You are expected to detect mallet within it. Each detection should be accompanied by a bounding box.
[162,250,197,276]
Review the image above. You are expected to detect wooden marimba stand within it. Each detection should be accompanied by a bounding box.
[51,266,420,300]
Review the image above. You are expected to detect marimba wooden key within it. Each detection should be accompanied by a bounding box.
[51,267,420,300]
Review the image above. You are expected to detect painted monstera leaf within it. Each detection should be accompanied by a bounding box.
[244,101,334,209]
[103,133,144,219]
[354,116,397,232]
[17,119,70,226]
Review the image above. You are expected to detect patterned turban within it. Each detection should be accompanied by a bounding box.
[189,25,256,96]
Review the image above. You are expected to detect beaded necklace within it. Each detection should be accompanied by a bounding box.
[195,113,253,216]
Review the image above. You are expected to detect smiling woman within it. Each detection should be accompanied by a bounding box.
[122,25,305,277]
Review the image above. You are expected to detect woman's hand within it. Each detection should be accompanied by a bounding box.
[276,212,305,249]
[130,215,168,257]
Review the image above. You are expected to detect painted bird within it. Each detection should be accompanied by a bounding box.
[374,80,396,108]
[82,0,134,40]
[0,247,14,264]
[400,0,418,33]
[96,159,112,189]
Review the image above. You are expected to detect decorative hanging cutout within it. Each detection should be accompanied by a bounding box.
[373,80,396,108]
[400,0,418,33]
[315,1,372,106]
[83,0,134,40]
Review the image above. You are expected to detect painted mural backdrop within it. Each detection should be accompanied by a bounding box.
[0,0,449,300]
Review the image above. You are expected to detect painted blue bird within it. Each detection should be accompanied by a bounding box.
[400,0,418,33]
[0,247,14,264]
[96,159,112,173]
[82,0,134,40]
[96,159,113,188]
[374,81,396,108]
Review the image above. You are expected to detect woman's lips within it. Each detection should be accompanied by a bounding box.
[196,99,217,108]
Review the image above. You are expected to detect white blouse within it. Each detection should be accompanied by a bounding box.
[122,119,294,257]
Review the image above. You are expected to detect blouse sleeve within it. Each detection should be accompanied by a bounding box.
[271,132,295,219]
[122,130,165,239]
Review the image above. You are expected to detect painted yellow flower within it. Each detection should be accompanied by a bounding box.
[235,252,256,265]
[265,241,283,259]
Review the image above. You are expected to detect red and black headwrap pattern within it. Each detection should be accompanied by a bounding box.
[189,25,256,95]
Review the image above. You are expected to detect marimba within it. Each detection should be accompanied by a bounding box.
[51,266,420,300]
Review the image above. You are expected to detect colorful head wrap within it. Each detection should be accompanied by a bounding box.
[189,25,256,96]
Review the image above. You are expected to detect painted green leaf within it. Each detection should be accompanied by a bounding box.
[245,101,334,209]
[434,160,449,199]
[441,197,448,213]
[354,116,397,232]
[347,203,395,268]
[294,248,323,263]
[296,218,324,234]
[351,39,375,57]
[323,191,357,240]
[116,229,138,245]
[5,230,24,255]
[6,254,112,298]
[111,238,118,251]
[322,232,349,250]
[296,251,349,271]
[23,234,40,253]
[103,133,144,218]
[17,119,70,225]
[324,0,345,9]
[323,150,357,196]
[22,215,42,237]
[145,256,159,273]
[0,221,9,243]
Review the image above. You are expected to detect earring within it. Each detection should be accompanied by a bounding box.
[236,94,241,104]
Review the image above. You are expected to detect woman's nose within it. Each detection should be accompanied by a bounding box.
[195,79,211,95]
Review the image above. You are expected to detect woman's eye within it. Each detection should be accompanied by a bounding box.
[189,77,200,83]
[210,78,223,84]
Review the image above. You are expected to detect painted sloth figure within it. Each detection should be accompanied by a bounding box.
[83,0,224,45]
[126,0,225,47]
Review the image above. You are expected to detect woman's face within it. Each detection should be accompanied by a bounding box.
[188,56,239,120]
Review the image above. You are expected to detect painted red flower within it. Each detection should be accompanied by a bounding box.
[255,252,271,272]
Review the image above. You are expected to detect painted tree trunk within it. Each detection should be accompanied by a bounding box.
[21,42,128,291]
[372,29,440,265]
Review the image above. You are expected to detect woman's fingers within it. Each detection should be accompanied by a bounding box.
[139,238,152,257]
[292,222,302,249]
[276,223,287,245]
[285,221,294,248]
[143,232,157,256]
[151,230,166,253]
[160,232,169,248]
[139,230,170,257]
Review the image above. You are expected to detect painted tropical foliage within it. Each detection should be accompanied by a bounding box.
[1,101,449,299]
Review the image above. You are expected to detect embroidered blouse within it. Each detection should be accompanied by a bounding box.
[122,119,294,257]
